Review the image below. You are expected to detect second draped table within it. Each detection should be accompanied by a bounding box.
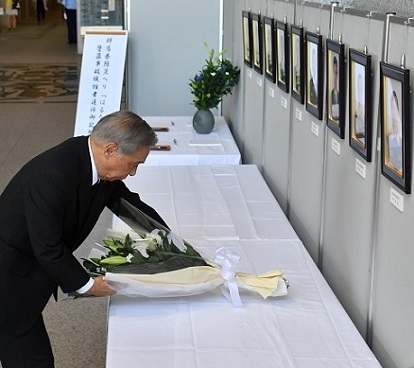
[144,116,242,166]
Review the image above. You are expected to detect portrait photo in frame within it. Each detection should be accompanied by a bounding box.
[242,11,252,67]
[326,39,346,138]
[349,49,372,161]
[276,21,289,92]
[380,62,411,194]
[291,25,304,104]
[251,13,263,74]
[305,32,323,120]
[264,16,276,82]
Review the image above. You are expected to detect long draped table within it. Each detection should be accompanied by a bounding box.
[144,116,241,166]
[106,165,381,368]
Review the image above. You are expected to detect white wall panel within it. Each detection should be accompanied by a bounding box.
[239,0,266,168]
[223,0,248,156]
[288,3,330,262]
[370,18,414,368]
[321,10,384,337]
[261,1,295,212]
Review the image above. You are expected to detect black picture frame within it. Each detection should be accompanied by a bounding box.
[242,11,252,67]
[264,16,276,82]
[349,49,372,162]
[276,21,289,92]
[380,62,411,194]
[251,12,263,74]
[326,39,346,138]
[305,32,323,120]
[291,25,304,104]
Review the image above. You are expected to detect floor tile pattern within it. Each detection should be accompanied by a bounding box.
[0,63,79,102]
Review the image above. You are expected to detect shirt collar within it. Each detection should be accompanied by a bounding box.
[88,137,99,185]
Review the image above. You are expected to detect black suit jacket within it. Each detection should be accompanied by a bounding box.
[0,136,167,335]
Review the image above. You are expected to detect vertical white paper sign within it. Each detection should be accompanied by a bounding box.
[74,31,128,136]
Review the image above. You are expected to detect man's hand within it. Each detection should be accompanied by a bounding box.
[86,275,116,296]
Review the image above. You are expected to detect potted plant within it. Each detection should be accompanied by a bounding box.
[189,43,240,133]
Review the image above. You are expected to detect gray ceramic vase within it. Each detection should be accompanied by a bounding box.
[192,109,215,134]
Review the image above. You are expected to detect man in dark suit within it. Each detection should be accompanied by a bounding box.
[0,110,168,367]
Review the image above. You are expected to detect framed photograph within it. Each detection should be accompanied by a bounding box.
[305,32,323,120]
[380,62,411,194]
[349,49,372,161]
[264,16,276,82]
[326,39,346,138]
[276,21,289,92]
[291,25,304,104]
[242,11,252,67]
[251,12,263,74]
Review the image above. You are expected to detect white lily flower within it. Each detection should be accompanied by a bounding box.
[131,241,151,258]
[148,229,163,246]
[167,232,187,251]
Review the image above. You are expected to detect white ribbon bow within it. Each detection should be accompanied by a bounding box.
[214,247,243,307]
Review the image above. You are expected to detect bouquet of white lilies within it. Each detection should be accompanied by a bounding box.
[80,200,288,306]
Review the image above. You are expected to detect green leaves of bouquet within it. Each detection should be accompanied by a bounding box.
[83,231,209,276]
[189,43,240,110]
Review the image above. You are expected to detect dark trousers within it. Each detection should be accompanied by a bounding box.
[65,8,77,44]
[36,7,46,22]
[0,315,54,368]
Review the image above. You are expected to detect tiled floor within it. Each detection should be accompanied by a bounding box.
[0,63,79,101]
[0,4,108,368]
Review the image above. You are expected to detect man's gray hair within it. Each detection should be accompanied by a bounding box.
[91,110,158,155]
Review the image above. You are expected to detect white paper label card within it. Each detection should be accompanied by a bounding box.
[355,158,366,179]
[331,138,340,155]
[311,121,319,136]
[390,187,404,212]
[296,108,302,121]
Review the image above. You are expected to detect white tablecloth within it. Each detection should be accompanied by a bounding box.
[118,165,298,241]
[144,116,241,166]
[106,165,381,368]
